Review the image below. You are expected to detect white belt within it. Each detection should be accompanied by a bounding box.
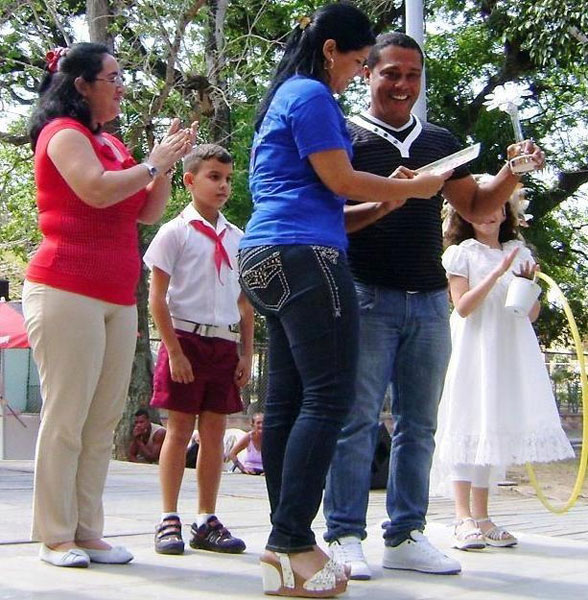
[171,318,240,342]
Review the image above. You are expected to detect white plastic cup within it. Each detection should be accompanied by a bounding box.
[505,277,541,316]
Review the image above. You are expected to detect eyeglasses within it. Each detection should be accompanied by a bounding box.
[95,73,124,86]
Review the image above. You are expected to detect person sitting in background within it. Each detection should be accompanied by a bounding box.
[186,428,246,470]
[228,413,264,475]
[128,409,166,464]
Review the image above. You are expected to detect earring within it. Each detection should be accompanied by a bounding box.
[324,57,335,71]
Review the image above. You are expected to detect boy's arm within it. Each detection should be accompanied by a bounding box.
[234,292,254,388]
[149,266,194,384]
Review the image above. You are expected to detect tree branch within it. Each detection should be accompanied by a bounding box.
[533,168,588,220]
[0,131,29,146]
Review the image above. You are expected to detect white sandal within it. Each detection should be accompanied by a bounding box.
[260,550,348,597]
[452,517,486,551]
[476,518,518,547]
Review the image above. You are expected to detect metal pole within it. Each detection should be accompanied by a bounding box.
[405,0,427,121]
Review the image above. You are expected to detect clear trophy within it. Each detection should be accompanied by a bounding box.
[483,82,537,174]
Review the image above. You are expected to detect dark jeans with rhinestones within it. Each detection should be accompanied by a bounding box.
[239,245,359,553]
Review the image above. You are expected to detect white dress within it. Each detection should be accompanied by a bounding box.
[431,239,574,495]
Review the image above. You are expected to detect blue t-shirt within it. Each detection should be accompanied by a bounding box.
[241,75,353,251]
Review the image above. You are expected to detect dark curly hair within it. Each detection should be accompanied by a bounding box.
[29,42,110,150]
[254,2,375,131]
[443,202,520,249]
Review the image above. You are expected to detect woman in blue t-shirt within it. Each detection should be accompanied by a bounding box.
[239,4,449,596]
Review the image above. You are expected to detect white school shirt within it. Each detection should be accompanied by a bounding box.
[143,204,243,326]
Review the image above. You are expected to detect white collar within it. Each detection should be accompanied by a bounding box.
[181,204,229,234]
[363,112,414,132]
[349,111,422,158]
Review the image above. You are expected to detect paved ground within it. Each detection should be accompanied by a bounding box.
[1,460,587,599]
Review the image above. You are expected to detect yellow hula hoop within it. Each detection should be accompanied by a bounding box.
[525,271,588,514]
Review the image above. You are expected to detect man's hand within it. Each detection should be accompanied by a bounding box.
[132,423,148,439]
[507,140,545,171]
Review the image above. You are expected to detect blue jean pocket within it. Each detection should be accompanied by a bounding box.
[354,281,376,311]
[239,248,290,314]
[427,288,450,319]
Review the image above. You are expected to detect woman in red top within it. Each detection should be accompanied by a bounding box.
[23,42,194,568]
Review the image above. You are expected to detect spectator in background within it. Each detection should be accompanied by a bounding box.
[229,413,264,475]
[128,409,166,464]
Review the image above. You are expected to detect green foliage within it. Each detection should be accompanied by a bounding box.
[527,199,588,346]
[503,0,588,69]
[0,130,38,259]
[0,0,586,348]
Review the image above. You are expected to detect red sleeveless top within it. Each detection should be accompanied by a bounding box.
[26,117,147,305]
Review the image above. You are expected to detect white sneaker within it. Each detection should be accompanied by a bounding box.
[382,530,461,575]
[328,535,372,580]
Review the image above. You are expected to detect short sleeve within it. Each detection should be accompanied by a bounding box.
[143,220,183,275]
[441,245,469,278]
[289,92,350,159]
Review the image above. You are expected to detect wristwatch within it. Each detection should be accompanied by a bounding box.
[143,162,159,178]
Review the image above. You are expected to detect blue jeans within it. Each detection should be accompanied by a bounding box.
[239,245,358,552]
[324,283,451,542]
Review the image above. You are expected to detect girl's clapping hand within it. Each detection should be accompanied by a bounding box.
[494,247,519,278]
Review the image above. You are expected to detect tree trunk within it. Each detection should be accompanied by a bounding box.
[86,0,153,459]
[205,0,231,146]
[113,266,155,459]
[87,0,114,52]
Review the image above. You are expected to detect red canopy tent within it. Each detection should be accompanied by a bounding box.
[0,301,29,349]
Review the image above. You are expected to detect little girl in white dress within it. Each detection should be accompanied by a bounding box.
[431,201,574,551]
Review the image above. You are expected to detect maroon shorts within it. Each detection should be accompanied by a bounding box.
[150,329,243,415]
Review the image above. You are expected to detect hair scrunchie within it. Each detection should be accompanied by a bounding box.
[45,47,69,73]
[298,16,311,30]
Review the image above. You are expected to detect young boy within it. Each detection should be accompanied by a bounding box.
[144,144,254,555]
